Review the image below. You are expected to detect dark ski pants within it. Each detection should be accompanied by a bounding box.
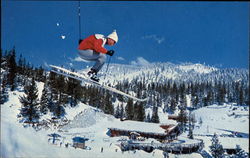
[78,49,107,73]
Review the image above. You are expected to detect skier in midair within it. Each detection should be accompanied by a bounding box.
[78,30,118,82]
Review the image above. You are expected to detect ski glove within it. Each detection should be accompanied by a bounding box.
[106,50,115,56]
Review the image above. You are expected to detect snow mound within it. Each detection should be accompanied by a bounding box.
[61,106,114,130]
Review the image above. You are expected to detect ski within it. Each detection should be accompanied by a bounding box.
[49,65,148,102]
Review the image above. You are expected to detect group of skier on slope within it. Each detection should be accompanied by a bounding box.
[78,30,118,82]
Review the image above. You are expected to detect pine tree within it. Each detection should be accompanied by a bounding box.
[115,104,121,118]
[177,105,188,132]
[217,82,226,105]
[192,94,199,109]
[125,99,134,120]
[191,83,201,109]
[238,87,244,106]
[45,72,63,117]
[66,78,82,107]
[179,83,187,107]
[0,74,9,104]
[54,102,65,118]
[202,96,209,107]
[19,77,40,122]
[209,133,224,158]
[169,98,177,114]
[203,90,213,106]
[120,103,124,119]
[40,82,50,114]
[2,51,11,73]
[33,66,45,82]
[151,106,159,123]
[55,75,68,105]
[146,113,151,122]
[7,48,17,91]
[137,102,145,121]
[133,102,145,121]
[17,54,25,75]
[133,102,139,120]
[48,73,69,118]
[187,111,195,139]
[0,49,6,70]
[15,54,26,86]
[103,92,114,115]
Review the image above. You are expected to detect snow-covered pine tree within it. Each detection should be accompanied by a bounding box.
[244,83,249,105]
[187,111,195,139]
[133,102,145,122]
[177,105,188,132]
[191,82,203,109]
[169,97,177,114]
[217,82,226,105]
[40,82,51,115]
[16,55,25,86]
[55,74,68,104]
[120,103,124,119]
[151,106,159,123]
[0,49,8,101]
[145,112,151,122]
[209,133,225,158]
[0,74,9,104]
[17,54,24,74]
[179,83,187,106]
[125,99,134,120]
[19,77,40,123]
[103,92,114,115]
[86,86,102,108]
[114,102,125,119]
[47,72,67,118]
[53,102,65,118]
[66,77,82,107]
[203,90,213,107]
[115,104,121,118]
[238,86,244,106]
[7,47,17,91]
[34,66,46,82]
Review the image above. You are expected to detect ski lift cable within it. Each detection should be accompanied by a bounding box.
[78,1,82,42]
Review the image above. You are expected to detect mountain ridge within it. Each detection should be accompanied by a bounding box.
[73,62,248,86]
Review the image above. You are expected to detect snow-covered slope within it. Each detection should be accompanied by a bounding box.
[1,86,249,158]
[0,88,183,158]
[1,62,249,158]
[193,104,249,151]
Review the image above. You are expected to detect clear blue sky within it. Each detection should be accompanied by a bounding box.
[2,1,249,69]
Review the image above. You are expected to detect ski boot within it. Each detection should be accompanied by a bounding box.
[87,69,100,82]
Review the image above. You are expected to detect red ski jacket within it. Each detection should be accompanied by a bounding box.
[78,35,108,54]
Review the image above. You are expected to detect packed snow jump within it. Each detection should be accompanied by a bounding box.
[50,65,148,102]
